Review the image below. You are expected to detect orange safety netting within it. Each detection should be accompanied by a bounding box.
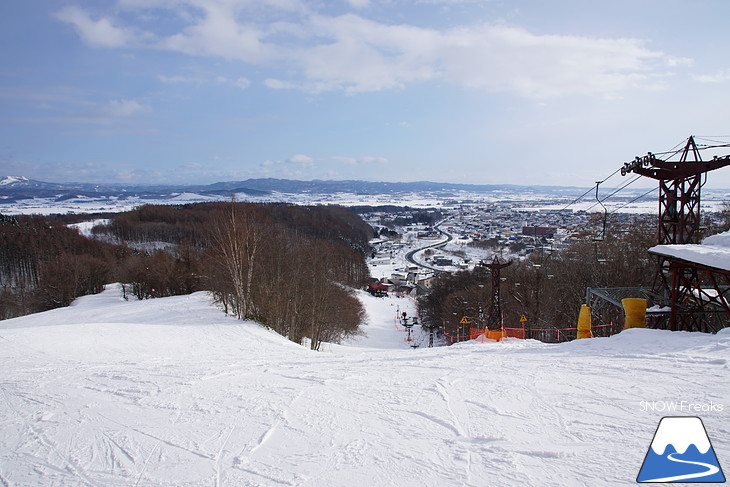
[468,328,526,341]
[445,324,618,345]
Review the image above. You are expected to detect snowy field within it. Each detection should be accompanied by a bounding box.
[8,187,730,216]
[1,285,728,486]
[0,191,451,216]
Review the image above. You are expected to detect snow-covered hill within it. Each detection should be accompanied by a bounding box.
[0,286,728,486]
[0,176,30,187]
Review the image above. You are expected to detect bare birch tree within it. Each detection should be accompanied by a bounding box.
[211,201,266,320]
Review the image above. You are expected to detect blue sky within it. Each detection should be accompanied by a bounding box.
[2,0,730,187]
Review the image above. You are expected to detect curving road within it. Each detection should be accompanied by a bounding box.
[405,218,454,272]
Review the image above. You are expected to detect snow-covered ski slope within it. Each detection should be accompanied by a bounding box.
[0,285,728,486]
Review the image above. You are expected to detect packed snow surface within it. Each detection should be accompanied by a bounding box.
[1,286,728,486]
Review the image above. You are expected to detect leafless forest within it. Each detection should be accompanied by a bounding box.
[1,202,372,350]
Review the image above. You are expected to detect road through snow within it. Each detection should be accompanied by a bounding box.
[0,285,728,486]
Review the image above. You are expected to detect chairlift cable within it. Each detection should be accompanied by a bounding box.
[651,138,688,157]
[695,139,730,147]
[583,174,643,213]
[607,187,656,215]
[533,137,708,229]
[555,187,595,213]
[601,174,643,201]
[553,166,624,214]
[598,167,623,185]
[694,135,730,146]
[533,166,628,234]
[698,143,730,150]
[651,137,730,157]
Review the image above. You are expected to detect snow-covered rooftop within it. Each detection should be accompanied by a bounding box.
[649,230,730,272]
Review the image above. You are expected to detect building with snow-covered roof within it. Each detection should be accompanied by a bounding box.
[649,230,730,273]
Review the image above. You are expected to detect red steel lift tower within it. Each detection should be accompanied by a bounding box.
[621,136,730,331]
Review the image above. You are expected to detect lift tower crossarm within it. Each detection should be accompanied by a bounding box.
[621,135,730,181]
[619,136,730,247]
[621,153,730,180]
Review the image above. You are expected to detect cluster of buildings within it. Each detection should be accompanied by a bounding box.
[362,198,596,297]
[366,265,436,297]
[447,202,591,253]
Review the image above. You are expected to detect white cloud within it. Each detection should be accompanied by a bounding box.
[332,156,358,166]
[264,78,298,90]
[693,69,730,84]
[332,156,388,165]
[9,93,152,126]
[158,2,275,64]
[100,99,151,117]
[288,154,314,165]
[157,74,204,84]
[346,0,371,9]
[261,154,315,167]
[56,6,138,48]
[233,77,251,89]
[158,73,250,89]
[268,14,679,97]
[457,26,677,97]
[57,2,686,98]
[360,156,388,164]
[290,14,440,93]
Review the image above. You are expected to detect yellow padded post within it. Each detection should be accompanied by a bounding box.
[622,298,647,329]
[577,304,592,339]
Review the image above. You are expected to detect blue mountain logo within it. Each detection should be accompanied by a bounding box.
[637,416,725,483]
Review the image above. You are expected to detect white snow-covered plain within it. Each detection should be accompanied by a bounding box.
[5,187,728,216]
[1,284,728,487]
[0,191,449,216]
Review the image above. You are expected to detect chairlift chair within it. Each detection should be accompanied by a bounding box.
[593,181,610,264]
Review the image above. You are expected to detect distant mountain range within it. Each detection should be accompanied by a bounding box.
[0,175,268,202]
[0,175,588,202]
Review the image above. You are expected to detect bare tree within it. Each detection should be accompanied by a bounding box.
[211,201,267,320]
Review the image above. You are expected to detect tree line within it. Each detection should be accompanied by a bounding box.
[1,215,121,318]
[1,202,372,350]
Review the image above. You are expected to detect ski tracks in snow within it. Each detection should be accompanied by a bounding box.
[1,288,728,487]
[133,440,159,487]
[0,378,101,487]
[215,426,235,487]
[434,376,475,486]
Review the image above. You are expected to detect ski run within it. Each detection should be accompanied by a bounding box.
[0,284,728,486]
